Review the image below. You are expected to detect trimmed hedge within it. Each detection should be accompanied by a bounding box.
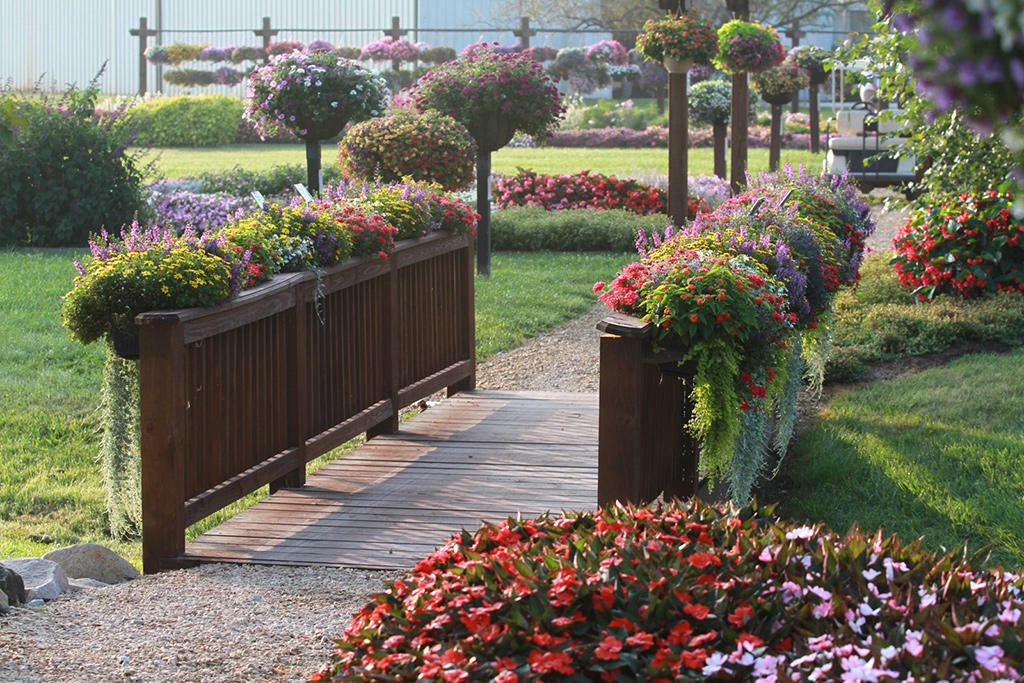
[491,206,670,252]
[124,95,243,147]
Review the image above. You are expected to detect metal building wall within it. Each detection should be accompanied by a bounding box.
[0,0,416,97]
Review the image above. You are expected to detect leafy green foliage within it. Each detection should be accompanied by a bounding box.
[314,497,1024,682]
[491,206,669,252]
[123,95,243,147]
[825,253,1024,381]
[0,81,149,247]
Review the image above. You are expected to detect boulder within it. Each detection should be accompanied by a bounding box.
[0,564,26,608]
[0,587,8,615]
[0,558,70,602]
[43,543,140,584]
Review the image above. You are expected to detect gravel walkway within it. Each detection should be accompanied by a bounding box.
[0,204,908,683]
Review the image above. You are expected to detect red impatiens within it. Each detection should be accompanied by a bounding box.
[312,498,1024,682]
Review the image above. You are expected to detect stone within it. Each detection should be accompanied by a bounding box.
[0,564,26,608]
[43,543,140,585]
[0,558,70,602]
[0,587,8,615]
[69,577,110,592]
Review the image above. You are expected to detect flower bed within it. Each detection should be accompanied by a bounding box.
[541,124,824,150]
[892,189,1024,299]
[494,168,708,218]
[313,497,1024,682]
[595,167,872,503]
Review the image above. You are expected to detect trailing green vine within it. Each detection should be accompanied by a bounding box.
[99,342,142,538]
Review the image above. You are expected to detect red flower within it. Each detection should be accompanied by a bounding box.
[527,649,575,675]
[683,603,710,620]
[594,635,623,660]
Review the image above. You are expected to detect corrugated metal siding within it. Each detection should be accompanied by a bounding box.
[0,0,630,98]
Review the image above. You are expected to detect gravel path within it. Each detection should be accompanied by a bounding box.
[0,204,908,683]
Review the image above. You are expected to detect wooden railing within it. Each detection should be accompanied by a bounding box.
[596,313,700,506]
[136,232,475,573]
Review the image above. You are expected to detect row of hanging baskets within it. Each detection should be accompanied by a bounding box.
[636,12,787,75]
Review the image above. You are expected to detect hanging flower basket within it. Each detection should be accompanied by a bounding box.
[715,20,786,74]
[635,12,719,66]
[752,61,811,106]
[463,110,516,154]
[243,51,388,142]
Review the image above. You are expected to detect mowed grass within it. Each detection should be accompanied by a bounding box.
[139,143,823,181]
[779,349,1024,569]
[0,248,627,567]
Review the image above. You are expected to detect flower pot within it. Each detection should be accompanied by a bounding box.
[464,111,517,153]
[293,113,349,141]
[663,56,694,74]
[761,91,797,107]
[109,327,140,360]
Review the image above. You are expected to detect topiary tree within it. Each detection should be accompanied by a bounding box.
[338,109,477,191]
[0,78,150,247]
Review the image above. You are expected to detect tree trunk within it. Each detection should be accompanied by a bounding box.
[730,71,749,194]
[713,123,728,180]
[770,103,782,172]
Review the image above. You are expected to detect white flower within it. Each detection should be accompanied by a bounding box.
[785,525,815,540]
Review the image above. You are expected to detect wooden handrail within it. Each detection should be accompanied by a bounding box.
[138,232,475,573]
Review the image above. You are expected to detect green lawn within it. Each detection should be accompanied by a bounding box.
[138,143,823,181]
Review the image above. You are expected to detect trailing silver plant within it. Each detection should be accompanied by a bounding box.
[802,311,835,397]
[100,343,142,538]
[772,335,805,458]
[729,391,773,504]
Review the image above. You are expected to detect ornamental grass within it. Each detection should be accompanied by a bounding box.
[313,497,1024,682]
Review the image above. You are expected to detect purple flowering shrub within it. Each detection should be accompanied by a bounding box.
[312,497,1024,683]
[541,125,823,150]
[147,190,250,231]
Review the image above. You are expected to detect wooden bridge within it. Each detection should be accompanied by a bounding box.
[134,233,696,573]
[182,391,599,570]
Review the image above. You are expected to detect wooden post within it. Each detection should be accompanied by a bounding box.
[384,17,408,72]
[449,235,477,396]
[730,71,749,194]
[809,83,821,153]
[139,322,186,574]
[770,102,783,171]
[713,121,728,179]
[272,294,308,492]
[598,333,644,505]
[785,20,807,113]
[368,257,401,438]
[476,150,492,277]
[305,139,321,195]
[596,313,700,506]
[668,68,689,226]
[725,0,750,194]
[513,17,537,49]
[130,17,158,97]
[254,16,279,52]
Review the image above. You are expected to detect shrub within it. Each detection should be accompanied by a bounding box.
[494,168,708,219]
[313,497,1024,683]
[491,206,671,252]
[183,164,345,197]
[0,81,149,247]
[124,95,243,147]
[338,109,476,190]
[892,190,1024,299]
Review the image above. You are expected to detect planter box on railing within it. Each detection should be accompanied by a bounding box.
[596,313,700,506]
[136,232,475,573]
